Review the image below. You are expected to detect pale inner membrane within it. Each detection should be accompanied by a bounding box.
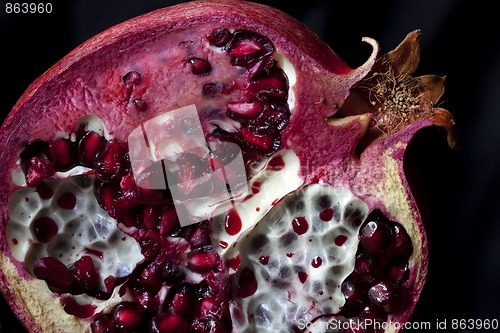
[230,184,369,333]
[6,175,144,291]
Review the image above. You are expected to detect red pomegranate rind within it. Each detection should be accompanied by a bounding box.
[0,0,456,332]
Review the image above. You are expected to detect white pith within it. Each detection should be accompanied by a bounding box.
[6,175,144,289]
[230,183,369,333]
[211,149,304,258]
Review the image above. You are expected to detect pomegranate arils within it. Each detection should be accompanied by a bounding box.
[226,30,274,69]
[353,253,379,283]
[386,222,413,260]
[112,301,145,331]
[188,248,220,274]
[69,255,100,294]
[160,207,179,235]
[340,213,414,319]
[24,156,56,187]
[137,230,162,259]
[367,279,402,313]
[91,315,115,333]
[386,261,410,284]
[94,140,126,182]
[208,28,232,47]
[249,69,288,99]
[33,257,74,293]
[139,260,164,293]
[162,260,184,284]
[359,220,391,255]
[48,138,77,171]
[133,98,147,111]
[78,131,104,167]
[188,57,212,76]
[151,313,188,333]
[170,285,194,317]
[341,279,365,316]
[188,222,212,248]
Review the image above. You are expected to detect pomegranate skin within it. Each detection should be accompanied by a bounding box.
[0,1,456,332]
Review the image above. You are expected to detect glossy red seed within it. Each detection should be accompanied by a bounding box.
[188,250,220,273]
[199,297,217,318]
[359,220,391,255]
[170,286,193,317]
[386,261,410,284]
[188,57,212,75]
[159,207,178,235]
[136,289,157,311]
[78,131,104,167]
[48,138,76,171]
[69,255,100,295]
[91,314,115,333]
[353,253,379,283]
[96,183,119,216]
[139,260,164,293]
[162,260,184,284]
[151,313,187,333]
[24,156,56,187]
[33,257,74,292]
[386,222,414,260]
[341,279,365,316]
[137,230,161,259]
[94,140,126,181]
[142,205,160,230]
[367,279,402,313]
[188,223,212,248]
[112,302,144,331]
[208,28,232,47]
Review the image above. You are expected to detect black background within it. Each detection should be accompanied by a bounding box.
[0,1,499,332]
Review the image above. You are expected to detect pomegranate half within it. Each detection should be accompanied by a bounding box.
[0,1,456,332]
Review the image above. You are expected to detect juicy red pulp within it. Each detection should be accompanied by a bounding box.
[339,212,413,325]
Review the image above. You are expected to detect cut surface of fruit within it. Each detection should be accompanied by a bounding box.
[0,1,456,333]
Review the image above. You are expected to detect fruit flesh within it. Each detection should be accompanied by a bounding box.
[0,1,457,332]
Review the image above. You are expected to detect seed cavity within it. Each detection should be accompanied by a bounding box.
[188,57,212,75]
[231,184,369,332]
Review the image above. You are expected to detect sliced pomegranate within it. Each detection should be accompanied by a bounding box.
[0,1,456,333]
